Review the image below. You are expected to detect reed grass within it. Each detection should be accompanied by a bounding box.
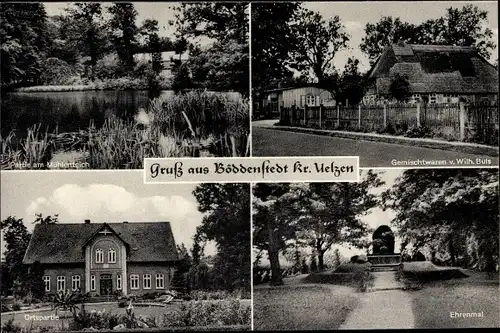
[0,125,54,169]
[145,91,250,157]
[1,91,250,169]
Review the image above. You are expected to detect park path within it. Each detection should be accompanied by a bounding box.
[339,271,415,329]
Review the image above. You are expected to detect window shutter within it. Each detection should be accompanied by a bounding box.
[300,95,305,107]
[315,95,320,106]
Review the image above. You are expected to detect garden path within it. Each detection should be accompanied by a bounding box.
[339,271,414,329]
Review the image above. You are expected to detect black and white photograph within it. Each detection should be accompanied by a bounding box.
[0,171,251,331]
[252,169,499,330]
[1,2,250,170]
[251,1,499,167]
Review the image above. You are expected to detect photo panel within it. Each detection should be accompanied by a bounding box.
[252,168,499,330]
[0,171,251,330]
[251,1,498,167]
[1,2,250,171]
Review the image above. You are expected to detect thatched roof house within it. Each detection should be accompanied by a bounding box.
[364,43,498,104]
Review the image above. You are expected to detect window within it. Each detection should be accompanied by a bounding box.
[43,276,50,292]
[72,275,81,291]
[429,93,437,104]
[306,95,316,106]
[156,274,165,289]
[143,274,152,289]
[95,249,104,263]
[117,274,122,290]
[130,275,139,290]
[90,275,96,291]
[57,276,66,292]
[108,248,116,263]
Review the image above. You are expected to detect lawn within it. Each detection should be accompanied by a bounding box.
[407,270,499,328]
[0,303,180,330]
[253,284,360,330]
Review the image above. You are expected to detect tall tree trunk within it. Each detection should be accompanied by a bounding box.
[316,239,325,271]
[318,251,325,271]
[267,219,283,285]
[449,236,456,267]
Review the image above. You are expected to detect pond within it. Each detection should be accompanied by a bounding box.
[1,90,176,137]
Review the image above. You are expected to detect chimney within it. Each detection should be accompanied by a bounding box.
[84,219,90,224]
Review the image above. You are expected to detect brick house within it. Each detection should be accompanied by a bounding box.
[363,43,499,105]
[23,221,179,297]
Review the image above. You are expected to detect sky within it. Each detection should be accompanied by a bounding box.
[0,171,218,258]
[303,1,499,73]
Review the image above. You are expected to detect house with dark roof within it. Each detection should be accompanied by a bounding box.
[23,221,179,296]
[363,43,499,105]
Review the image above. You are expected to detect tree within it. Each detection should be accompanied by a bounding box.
[172,36,189,61]
[382,169,498,269]
[360,17,418,64]
[140,19,162,75]
[361,5,496,64]
[293,171,384,270]
[108,3,139,72]
[172,3,248,45]
[172,244,193,292]
[1,217,31,296]
[185,39,248,95]
[251,3,300,98]
[171,3,249,96]
[0,3,48,87]
[33,213,59,225]
[66,3,109,80]
[192,184,250,292]
[337,57,365,106]
[26,261,45,299]
[431,5,495,59]
[290,8,350,83]
[253,183,301,285]
[389,73,411,102]
[334,248,342,269]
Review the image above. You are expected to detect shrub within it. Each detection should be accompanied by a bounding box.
[162,300,251,327]
[118,300,128,308]
[405,125,433,138]
[1,303,10,312]
[11,300,21,311]
[69,309,121,331]
[142,292,160,300]
[189,290,230,301]
[40,58,76,85]
[94,53,121,79]
[1,318,22,333]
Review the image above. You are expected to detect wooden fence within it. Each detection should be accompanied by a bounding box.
[280,102,499,145]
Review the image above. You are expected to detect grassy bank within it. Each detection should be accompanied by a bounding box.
[12,76,171,93]
[303,265,374,292]
[1,91,250,169]
[253,285,359,330]
[408,274,499,328]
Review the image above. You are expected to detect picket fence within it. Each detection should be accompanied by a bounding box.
[279,102,499,145]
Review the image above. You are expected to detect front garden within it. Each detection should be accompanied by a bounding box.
[1,290,251,332]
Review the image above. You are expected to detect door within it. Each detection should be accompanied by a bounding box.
[100,274,112,295]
